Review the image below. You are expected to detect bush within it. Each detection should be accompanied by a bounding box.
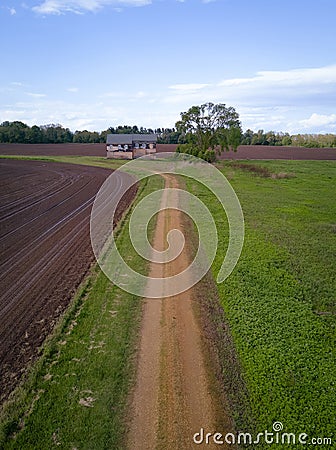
[176,144,217,162]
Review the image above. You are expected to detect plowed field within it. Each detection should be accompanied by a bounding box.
[0,143,335,159]
[0,160,135,403]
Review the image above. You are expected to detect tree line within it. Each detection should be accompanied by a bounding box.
[0,121,183,145]
[241,129,336,148]
[1,120,336,148]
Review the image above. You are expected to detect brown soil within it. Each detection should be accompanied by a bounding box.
[217,145,336,160]
[0,143,335,159]
[127,175,232,449]
[0,143,107,156]
[0,160,136,404]
[159,144,336,160]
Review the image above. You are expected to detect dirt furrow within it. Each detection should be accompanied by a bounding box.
[128,175,222,449]
[0,160,136,405]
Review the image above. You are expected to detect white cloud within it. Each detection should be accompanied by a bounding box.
[100,90,149,101]
[26,92,47,98]
[135,91,146,98]
[164,64,336,108]
[1,100,96,130]
[169,83,210,92]
[161,64,336,132]
[235,106,291,132]
[1,109,26,121]
[218,65,336,88]
[3,64,336,133]
[102,91,125,98]
[300,113,336,129]
[0,6,17,15]
[32,0,151,15]
[165,83,211,105]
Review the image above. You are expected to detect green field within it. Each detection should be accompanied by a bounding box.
[187,160,335,447]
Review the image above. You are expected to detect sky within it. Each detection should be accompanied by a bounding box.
[1,0,336,133]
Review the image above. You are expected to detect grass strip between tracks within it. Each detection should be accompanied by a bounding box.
[0,172,164,450]
[186,160,335,447]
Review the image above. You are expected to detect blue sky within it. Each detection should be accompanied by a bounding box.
[1,0,336,133]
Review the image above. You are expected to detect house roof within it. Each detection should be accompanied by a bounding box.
[132,134,157,142]
[106,133,157,145]
[106,134,133,145]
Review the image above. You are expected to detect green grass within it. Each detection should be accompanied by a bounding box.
[0,154,126,170]
[187,160,335,448]
[0,174,164,450]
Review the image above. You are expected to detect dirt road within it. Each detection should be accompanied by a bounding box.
[128,175,229,449]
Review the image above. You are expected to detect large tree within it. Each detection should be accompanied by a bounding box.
[175,102,242,160]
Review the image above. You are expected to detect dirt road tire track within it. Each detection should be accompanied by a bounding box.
[128,175,232,449]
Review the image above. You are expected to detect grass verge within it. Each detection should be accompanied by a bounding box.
[0,173,163,450]
[177,173,253,440]
[0,154,126,170]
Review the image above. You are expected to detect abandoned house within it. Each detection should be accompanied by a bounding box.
[106,134,157,159]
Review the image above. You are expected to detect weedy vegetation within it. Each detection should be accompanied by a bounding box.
[187,160,335,447]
